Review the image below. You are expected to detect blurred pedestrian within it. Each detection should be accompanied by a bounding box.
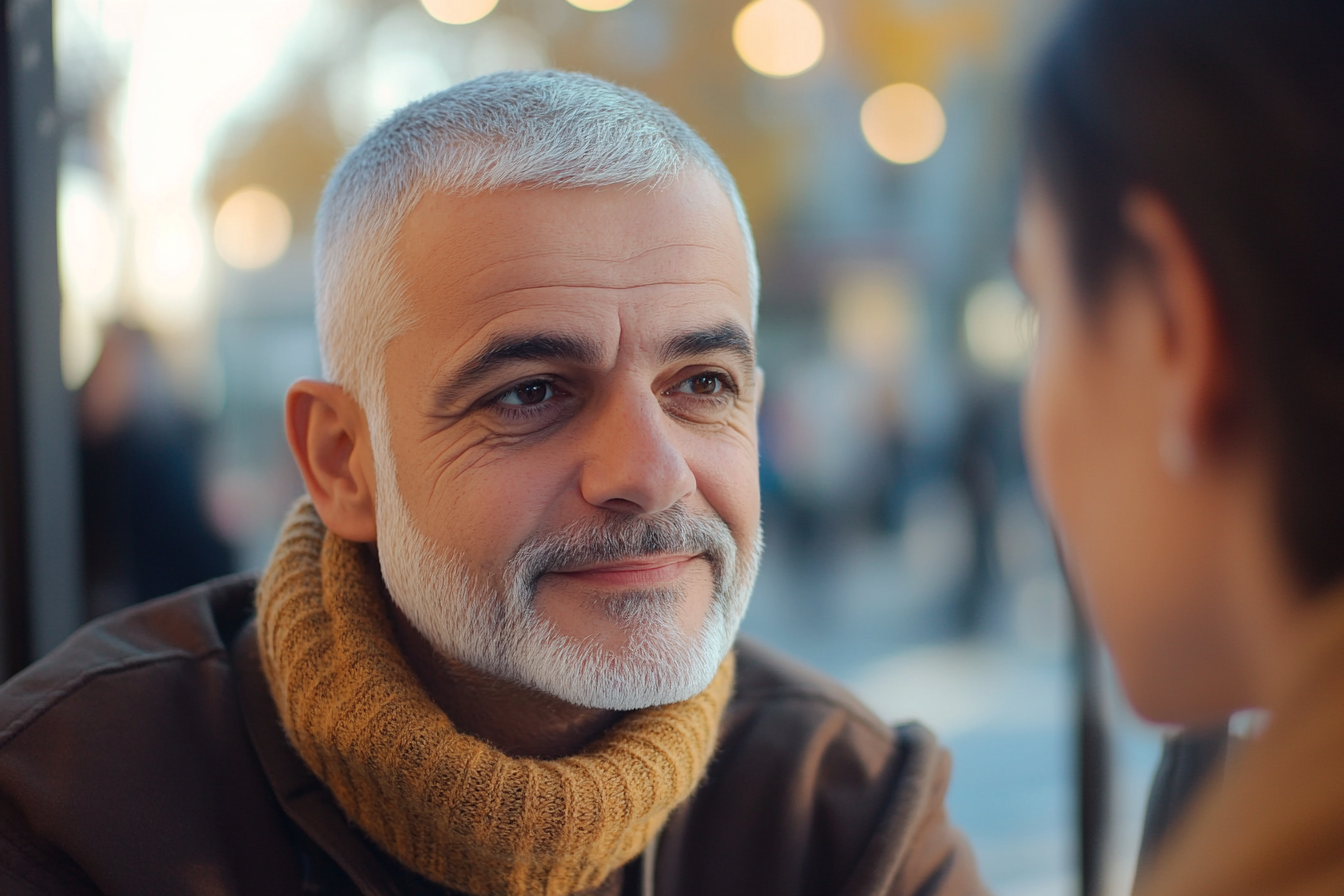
[79,324,233,616]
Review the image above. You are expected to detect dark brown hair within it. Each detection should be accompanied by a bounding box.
[1026,0,1344,592]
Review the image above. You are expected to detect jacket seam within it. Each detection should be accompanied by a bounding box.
[0,648,227,749]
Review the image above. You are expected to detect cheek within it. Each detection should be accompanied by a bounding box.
[1023,313,1160,583]
[686,430,761,540]
[1022,329,1140,649]
[403,439,578,570]
[1022,322,1234,723]
[1022,331,1090,535]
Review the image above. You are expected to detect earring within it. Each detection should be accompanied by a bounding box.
[1159,424,1195,478]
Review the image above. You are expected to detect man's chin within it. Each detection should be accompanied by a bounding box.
[503,618,731,711]
[533,589,711,649]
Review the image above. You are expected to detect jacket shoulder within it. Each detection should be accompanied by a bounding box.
[657,637,983,896]
[0,572,258,745]
[0,573,301,896]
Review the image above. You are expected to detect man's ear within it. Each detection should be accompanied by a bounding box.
[285,379,378,542]
[1123,190,1237,460]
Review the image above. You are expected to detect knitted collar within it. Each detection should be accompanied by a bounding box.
[255,499,734,896]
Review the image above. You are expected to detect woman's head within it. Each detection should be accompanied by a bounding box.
[1016,0,1344,723]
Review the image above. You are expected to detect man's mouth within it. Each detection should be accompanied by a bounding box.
[547,554,705,588]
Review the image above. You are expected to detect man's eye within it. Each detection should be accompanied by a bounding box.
[675,373,727,396]
[497,380,555,407]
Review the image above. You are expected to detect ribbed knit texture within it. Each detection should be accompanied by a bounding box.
[255,499,734,896]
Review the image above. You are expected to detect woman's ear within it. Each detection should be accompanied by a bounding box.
[1123,191,1238,467]
[285,379,378,542]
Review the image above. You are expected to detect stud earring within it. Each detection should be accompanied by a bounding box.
[1159,424,1195,478]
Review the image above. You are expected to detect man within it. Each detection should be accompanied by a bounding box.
[0,71,983,896]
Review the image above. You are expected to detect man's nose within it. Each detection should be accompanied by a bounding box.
[578,389,696,515]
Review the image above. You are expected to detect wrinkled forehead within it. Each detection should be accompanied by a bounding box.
[390,170,754,344]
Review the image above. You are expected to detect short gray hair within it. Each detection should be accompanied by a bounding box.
[313,69,759,415]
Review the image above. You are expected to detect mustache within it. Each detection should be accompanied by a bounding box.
[505,504,737,599]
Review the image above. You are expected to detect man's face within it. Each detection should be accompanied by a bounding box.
[372,170,761,709]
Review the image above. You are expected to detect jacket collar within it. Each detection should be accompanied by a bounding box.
[232,618,411,896]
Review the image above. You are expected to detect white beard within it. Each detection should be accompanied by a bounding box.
[369,413,762,711]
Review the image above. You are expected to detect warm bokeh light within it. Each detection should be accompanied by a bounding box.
[133,206,207,332]
[732,0,824,78]
[860,83,947,165]
[59,169,120,316]
[116,2,311,204]
[827,266,917,371]
[214,187,293,271]
[963,279,1036,377]
[328,11,548,144]
[58,167,122,388]
[420,0,498,25]
[566,0,633,10]
[102,0,310,357]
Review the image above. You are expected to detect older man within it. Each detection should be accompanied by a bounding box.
[0,72,982,896]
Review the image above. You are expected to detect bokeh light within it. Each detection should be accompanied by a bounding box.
[59,167,122,389]
[420,0,498,25]
[327,10,547,144]
[102,0,310,348]
[214,187,293,271]
[132,205,207,333]
[732,0,824,78]
[827,265,918,371]
[860,83,947,165]
[58,167,119,319]
[566,0,634,10]
[963,279,1036,377]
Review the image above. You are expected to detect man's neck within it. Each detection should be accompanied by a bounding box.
[389,603,626,760]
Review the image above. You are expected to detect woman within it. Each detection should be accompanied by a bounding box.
[1014,1,1344,893]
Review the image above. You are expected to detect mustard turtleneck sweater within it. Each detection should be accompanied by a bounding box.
[255,499,734,896]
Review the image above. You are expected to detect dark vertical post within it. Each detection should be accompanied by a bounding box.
[1070,576,1110,896]
[0,0,31,677]
[1,0,83,675]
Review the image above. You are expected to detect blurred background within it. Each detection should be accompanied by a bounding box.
[34,0,1162,892]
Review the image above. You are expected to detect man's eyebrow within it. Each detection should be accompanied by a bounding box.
[660,323,756,368]
[435,333,605,408]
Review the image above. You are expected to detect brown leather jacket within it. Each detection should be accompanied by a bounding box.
[0,574,984,896]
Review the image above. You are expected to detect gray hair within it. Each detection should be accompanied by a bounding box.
[313,69,759,416]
